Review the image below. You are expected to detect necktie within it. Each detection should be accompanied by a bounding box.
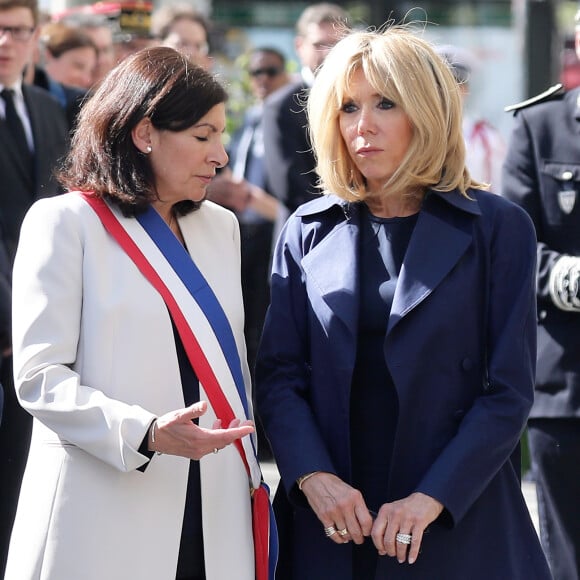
[1,89,32,170]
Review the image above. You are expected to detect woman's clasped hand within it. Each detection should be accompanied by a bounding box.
[300,472,442,564]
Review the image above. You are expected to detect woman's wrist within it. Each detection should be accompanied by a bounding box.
[297,471,321,491]
[148,419,163,456]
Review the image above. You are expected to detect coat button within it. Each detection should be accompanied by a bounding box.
[461,358,473,371]
[561,170,574,181]
[538,310,547,320]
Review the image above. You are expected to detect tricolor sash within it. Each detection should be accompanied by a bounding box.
[80,192,277,580]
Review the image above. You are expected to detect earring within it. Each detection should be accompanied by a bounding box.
[145,145,152,154]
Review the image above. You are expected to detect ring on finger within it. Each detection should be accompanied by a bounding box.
[213,448,219,454]
[324,526,337,537]
[395,532,412,545]
[338,528,348,537]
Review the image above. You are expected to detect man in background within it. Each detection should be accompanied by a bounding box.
[208,46,290,458]
[262,2,350,216]
[502,9,580,578]
[0,0,69,573]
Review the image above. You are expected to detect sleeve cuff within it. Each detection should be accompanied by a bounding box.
[136,419,156,473]
[548,256,580,311]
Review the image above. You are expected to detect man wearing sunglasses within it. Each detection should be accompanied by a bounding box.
[247,49,289,102]
[261,2,351,216]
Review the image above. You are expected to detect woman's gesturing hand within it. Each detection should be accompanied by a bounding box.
[148,401,254,459]
[300,472,374,545]
[371,492,444,565]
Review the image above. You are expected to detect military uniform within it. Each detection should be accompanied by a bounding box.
[503,83,580,579]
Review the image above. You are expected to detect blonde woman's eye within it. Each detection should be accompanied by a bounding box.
[195,136,209,142]
[340,101,358,113]
[378,98,395,110]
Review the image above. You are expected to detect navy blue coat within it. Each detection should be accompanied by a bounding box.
[256,189,551,579]
[503,86,580,418]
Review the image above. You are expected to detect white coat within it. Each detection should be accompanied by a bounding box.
[5,193,255,580]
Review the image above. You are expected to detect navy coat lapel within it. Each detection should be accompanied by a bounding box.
[302,227,359,331]
[296,190,481,343]
[297,197,360,382]
[388,190,481,334]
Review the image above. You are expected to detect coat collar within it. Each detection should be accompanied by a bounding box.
[295,189,481,218]
[298,189,480,338]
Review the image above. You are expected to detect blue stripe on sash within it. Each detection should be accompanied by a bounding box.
[136,207,250,417]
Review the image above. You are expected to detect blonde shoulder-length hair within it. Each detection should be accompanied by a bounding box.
[307,25,486,202]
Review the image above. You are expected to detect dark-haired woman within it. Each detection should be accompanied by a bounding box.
[5,47,260,580]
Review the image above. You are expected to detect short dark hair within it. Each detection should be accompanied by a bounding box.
[251,46,286,67]
[58,46,228,216]
[41,23,97,58]
[0,0,38,25]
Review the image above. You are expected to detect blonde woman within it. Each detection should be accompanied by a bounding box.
[256,27,550,579]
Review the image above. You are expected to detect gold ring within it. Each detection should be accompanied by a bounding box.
[338,528,348,536]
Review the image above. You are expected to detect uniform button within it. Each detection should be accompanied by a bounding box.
[461,358,473,371]
[538,310,547,320]
[561,170,574,181]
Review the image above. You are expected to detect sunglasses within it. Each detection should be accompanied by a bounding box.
[249,67,283,78]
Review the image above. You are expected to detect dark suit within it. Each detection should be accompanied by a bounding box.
[503,85,580,579]
[0,84,68,260]
[0,226,9,430]
[227,104,275,458]
[256,190,550,579]
[262,80,320,213]
[0,82,68,577]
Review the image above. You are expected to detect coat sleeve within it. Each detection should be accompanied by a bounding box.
[12,198,155,472]
[256,216,338,500]
[415,200,537,526]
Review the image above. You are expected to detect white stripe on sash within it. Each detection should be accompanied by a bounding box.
[112,205,262,488]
